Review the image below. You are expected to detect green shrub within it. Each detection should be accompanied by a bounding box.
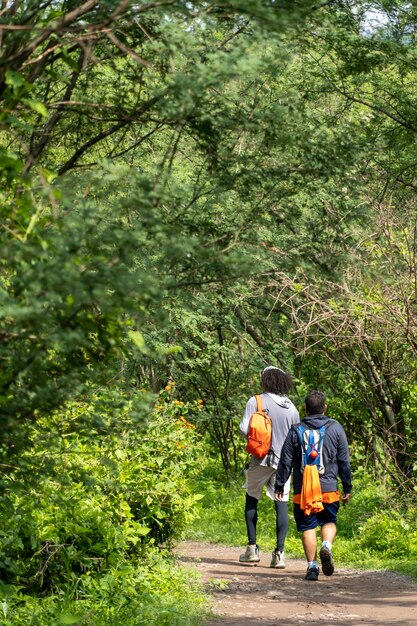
[1,549,209,625]
[336,479,388,538]
[357,508,417,559]
[0,387,208,624]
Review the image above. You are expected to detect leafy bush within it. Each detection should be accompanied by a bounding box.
[0,387,207,624]
[357,508,417,559]
[1,549,209,625]
[336,479,388,539]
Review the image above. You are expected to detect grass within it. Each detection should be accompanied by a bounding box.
[185,473,417,581]
[10,470,414,625]
[2,552,211,626]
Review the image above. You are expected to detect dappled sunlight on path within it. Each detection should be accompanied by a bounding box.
[178,541,417,626]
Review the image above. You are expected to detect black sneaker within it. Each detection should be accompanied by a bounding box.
[319,546,334,576]
[305,566,319,581]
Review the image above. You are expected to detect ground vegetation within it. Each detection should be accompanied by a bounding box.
[1,0,417,623]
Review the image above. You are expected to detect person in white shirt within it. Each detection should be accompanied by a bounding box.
[239,366,299,568]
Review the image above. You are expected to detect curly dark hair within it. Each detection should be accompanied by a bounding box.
[305,390,326,415]
[260,366,294,395]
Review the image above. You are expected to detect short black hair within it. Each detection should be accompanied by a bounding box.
[305,390,326,415]
[261,366,294,395]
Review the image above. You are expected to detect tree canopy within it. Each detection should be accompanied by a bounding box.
[1,1,417,620]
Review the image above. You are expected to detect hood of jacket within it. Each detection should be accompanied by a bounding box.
[265,393,292,409]
[301,414,332,428]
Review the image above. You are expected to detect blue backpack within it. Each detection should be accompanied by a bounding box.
[296,421,333,476]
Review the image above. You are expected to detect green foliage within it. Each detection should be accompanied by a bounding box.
[0,391,207,623]
[1,196,154,429]
[187,466,302,555]
[335,481,387,539]
[187,472,417,579]
[0,0,392,474]
[1,551,208,625]
[3,0,417,621]
[358,510,417,558]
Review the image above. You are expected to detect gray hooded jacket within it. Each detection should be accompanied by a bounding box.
[240,392,299,469]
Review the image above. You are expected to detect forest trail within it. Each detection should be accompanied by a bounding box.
[177,541,417,626]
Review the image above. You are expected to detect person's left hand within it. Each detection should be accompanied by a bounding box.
[342,492,351,504]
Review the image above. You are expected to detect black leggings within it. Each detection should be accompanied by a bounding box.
[245,494,289,551]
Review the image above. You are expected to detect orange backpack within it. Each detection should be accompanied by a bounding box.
[246,394,272,458]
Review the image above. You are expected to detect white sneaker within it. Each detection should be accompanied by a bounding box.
[270,549,285,569]
[239,544,260,563]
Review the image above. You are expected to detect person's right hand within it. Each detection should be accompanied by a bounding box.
[275,490,283,501]
[342,492,351,504]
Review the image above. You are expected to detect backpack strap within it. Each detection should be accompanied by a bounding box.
[255,394,264,412]
[295,420,332,444]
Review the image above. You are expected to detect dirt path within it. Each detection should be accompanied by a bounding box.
[177,541,417,626]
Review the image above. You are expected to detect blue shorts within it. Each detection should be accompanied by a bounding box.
[293,501,340,532]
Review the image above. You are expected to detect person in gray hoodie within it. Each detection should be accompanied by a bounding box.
[239,366,299,568]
